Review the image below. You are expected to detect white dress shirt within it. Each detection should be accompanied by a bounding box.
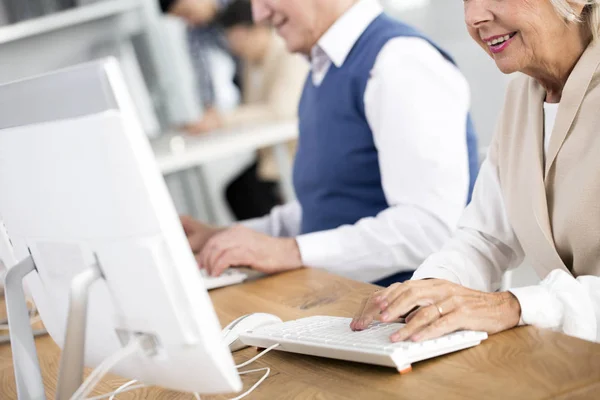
[243,0,471,283]
[413,101,600,343]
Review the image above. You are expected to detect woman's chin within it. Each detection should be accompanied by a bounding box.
[493,59,519,75]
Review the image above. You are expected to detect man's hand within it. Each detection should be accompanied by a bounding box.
[183,108,223,134]
[350,279,521,342]
[199,225,303,276]
[169,0,218,26]
[180,215,223,265]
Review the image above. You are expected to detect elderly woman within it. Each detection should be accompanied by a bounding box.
[351,0,600,343]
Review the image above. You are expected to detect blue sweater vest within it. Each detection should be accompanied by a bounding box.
[293,14,479,235]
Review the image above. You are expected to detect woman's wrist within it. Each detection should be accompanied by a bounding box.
[502,291,522,328]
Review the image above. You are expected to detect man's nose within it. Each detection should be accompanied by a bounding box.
[251,0,273,24]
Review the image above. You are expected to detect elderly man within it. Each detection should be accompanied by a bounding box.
[182,0,479,285]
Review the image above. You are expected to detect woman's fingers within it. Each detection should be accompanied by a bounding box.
[392,297,456,342]
[391,305,440,341]
[410,311,463,342]
[403,307,420,323]
[372,283,404,308]
[351,279,461,332]
[380,283,453,323]
[351,290,385,330]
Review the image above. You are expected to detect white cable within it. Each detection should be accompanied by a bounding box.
[87,343,281,400]
[85,383,147,400]
[108,380,140,400]
[193,367,272,400]
[235,344,280,369]
[70,337,143,400]
[73,340,142,400]
[229,368,271,400]
[222,343,280,400]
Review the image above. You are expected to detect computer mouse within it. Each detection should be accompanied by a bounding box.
[222,313,283,352]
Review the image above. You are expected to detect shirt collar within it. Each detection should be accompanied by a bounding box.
[314,0,383,68]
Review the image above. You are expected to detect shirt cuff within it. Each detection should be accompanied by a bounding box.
[296,230,343,268]
[410,252,465,285]
[411,265,462,285]
[508,285,562,329]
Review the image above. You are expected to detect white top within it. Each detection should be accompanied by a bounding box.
[413,102,600,343]
[243,0,471,283]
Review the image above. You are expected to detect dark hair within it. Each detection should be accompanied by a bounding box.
[217,0,255,29]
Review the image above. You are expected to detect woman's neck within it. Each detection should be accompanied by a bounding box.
[530,27,592,103]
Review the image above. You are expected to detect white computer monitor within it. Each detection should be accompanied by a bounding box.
[0,59,242,396]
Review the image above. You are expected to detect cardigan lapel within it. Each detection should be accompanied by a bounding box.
[545,40,600,176]
[526,79,559,259]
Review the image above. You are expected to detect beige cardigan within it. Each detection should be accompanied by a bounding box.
[222,34,309,180]
[491,39,600,280]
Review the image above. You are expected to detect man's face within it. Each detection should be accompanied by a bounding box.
[251,0,321,55]
[169,0,217,26]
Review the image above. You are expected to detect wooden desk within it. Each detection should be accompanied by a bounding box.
[2,268,600,399]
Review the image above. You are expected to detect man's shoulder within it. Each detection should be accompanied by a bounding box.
[355,15,447,68]
[379,36,442,59]
[373,36,458,78]
[367,13,421,36]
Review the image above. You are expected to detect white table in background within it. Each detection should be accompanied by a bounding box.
[151,120,298,222]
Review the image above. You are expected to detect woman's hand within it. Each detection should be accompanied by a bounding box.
[350,279,522,342]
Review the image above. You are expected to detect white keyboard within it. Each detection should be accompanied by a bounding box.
[200,269,248,290]
[240,316,487,373]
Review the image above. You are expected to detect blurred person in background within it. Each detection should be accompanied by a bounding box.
[187,0,308,220]
[164,0,307,220]
[161,0,239,113]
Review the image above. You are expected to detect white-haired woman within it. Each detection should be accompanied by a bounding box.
[351,0,600,343]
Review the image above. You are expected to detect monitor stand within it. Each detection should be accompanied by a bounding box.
[4,255,102,400]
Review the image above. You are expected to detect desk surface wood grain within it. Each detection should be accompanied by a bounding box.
[1,268,600,399]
